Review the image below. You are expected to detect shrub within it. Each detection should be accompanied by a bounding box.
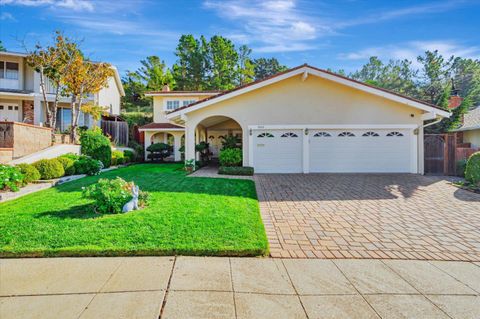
[219,148,242,167]
[80,128,112,168]
[195,142,209,162]
[0,165,24,191]
[147,143,171,161]
[128,140,144,162]
[59,153,81,161]
[56,157,76,176]
[221,135,240,150]
[123,150,135,162]
[74,156,103,176]
[33,159,65,180]
[111,150,125,166]
[465,152,480,185]
[82,177,149,214]
[15,163,40,184]
[456,159,468,177]
[218,166,254,176]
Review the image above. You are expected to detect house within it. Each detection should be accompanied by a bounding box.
[454,106,480,149]
[0,50,125,163]
[141,64,451,174]
[0,50,125,130]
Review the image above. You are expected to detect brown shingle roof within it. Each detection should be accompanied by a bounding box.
[456,106,480,131]
[167,64,447,115]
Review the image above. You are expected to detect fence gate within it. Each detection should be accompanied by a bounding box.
[424,134,445,174]
[101,120,129,146]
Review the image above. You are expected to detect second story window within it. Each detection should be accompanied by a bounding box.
[182,100,196,107]
[0,61,19,80]
[166,100,180,110]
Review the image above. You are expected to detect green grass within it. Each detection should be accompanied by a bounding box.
[0,164,268,257]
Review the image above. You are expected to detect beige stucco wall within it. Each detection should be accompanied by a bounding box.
[464,130,480,148]
[184,74,425,169]
[152,94,216,123]
[98,77,122,115]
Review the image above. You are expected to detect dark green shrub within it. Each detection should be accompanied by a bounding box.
[465,152,480,184]
[56,157,76,176]
[74,156,103,176]
[195,142,209,162]
[128,140,144,162]
[80,129,112,168]
[82,177,149,214]
[15,163,40,184]
[111,150,125,166]
[0,164,24,191]
[456,159,468,177]
[123,150,135,162]
[221,135,240,150]
[33,159,65,180]
[218,166,254,176]
[219,148,242,166]
[147,143,171,161]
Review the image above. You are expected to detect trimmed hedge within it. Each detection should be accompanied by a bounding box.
[218,166,254,176]
[57,157,76,176]
[80,129,112,168]
[33,159,65,180]
[123,150,134,162]
[219,148,242,167]
[74,156,103,176]
[15,163,41,184]
[465,152,480,184]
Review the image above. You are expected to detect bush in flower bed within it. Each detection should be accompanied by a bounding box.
[111,150,125,166]
[219,148,242,167]
[74,156,103,176]
[218,166,254,176]
[123,150,135,163]
[15,163,41,184]
[0,164,24,191]
[465,152,480,185]
[80,128,112,168]
[33,159,65,180]
[82,177,149,214]
[56,157,76,176]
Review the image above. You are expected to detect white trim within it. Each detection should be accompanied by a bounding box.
[411,129,418,174]
[248,130,253,166]
[145,92,220,97]
[138,128,185,132]
[166,65,451,119]
[0,92,35,98]
[302,129,309,173]
[248,124,419,130]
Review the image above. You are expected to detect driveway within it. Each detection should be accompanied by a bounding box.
[255,174,480,261]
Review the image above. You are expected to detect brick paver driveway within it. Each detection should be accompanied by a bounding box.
[255,174,480,261]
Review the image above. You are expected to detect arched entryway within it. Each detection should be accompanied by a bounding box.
[188,115,243,164]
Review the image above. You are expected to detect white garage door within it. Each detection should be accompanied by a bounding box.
[253,129,303,173]
[309,129,412,173]
[0,103,19,121]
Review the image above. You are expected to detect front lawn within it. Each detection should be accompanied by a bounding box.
[0,164,268,257]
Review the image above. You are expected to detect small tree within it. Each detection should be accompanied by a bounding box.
[146,143,171,162]
[80,103,109,127]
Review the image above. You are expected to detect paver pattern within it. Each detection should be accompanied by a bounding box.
[255,173,480,261]
[1,257,479,319]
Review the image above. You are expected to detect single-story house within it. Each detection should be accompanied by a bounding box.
[140,64,451,174]
[453,106,480,149]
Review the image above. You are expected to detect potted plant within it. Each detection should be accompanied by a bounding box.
[185,159,195,173]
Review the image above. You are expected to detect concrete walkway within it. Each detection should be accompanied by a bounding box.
[1,257,479,318]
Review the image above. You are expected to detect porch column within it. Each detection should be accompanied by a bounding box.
[144,131,153,161]
[172,132,183,162]
[33,97,43,126]
[185,126,196,162]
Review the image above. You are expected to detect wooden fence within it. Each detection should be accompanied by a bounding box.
[101,120,129,146]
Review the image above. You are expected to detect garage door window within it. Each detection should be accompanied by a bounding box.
[257,132,274,138]
[313,131,331,137]
[280,132,298,137]
[338,131,355,137]
[362,131,379,137]
[387,131,404,137]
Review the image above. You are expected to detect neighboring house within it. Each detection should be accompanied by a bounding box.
[454,106,480,149]
[141,64,450,174]
[0,51,125,131]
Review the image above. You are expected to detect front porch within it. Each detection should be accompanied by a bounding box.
[139,123,185,162]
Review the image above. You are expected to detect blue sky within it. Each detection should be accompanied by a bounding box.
[1,0,480,76]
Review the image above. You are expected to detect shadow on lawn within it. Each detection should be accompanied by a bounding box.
[35,204,104,219]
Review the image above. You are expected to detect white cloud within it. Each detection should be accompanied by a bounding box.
[203,0,326,53]
[0,0,94,12]
[339,40,480,67]
[0,11,15,20]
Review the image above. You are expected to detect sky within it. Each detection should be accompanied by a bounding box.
[1,0,480,77]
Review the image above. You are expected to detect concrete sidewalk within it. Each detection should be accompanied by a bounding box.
[1,257,479,319]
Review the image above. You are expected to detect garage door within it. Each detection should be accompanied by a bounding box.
[309,129,412,173]
[253,129,303,173]
[0,103,19,122]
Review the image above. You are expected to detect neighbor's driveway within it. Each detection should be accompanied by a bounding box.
[255,174,480,261]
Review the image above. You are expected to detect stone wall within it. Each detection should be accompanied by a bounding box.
[0,148,13,163]
[0,122,52,161]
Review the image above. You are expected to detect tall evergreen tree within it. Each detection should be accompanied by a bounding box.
[237,45,255,85]
[0,40,6,52]
[417,50,453,104]
[172,35,209,90]
[252,58,288,81]
[206,35,239,90]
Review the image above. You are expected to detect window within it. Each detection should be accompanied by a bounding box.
[0,105,3,110]
[182,100,196,107]
[338,131,355,137]
[14,106,18,111]
[257,132,274,138]
[8,106,12,110]
[166,100,180,110]
[5,62,19,80]
[362,131,379,137]
[313,131,331,137]
[387,131,404,137]
[0,62,4,79]
[281,132,298,137]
